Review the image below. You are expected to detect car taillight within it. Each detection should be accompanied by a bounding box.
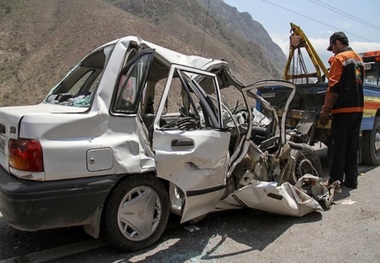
[8,138,44,172]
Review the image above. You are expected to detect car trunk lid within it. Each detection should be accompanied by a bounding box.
[0,103,88,170]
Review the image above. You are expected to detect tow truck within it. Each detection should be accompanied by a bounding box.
[257,23,380,172]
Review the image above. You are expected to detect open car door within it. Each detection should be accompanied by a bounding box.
[152,65,231,223]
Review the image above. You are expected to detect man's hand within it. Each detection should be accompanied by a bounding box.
[319,111,330,126]
[320,91,338,126]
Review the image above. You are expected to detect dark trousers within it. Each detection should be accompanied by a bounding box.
[329,112,363,186]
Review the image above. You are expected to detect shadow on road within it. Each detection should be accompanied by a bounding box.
[146,211,322,262]
[316,146,378,177]
[52,209,323,263]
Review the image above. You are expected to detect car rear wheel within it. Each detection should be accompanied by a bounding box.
[102,174,169,251]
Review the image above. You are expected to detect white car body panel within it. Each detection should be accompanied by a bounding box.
[153,129,231,222]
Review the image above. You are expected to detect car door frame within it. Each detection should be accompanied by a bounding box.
[152,64,231,223]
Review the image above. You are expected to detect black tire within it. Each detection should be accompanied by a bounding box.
[362,115,380,165]
[102,174,169,251]
[290,148,322,184]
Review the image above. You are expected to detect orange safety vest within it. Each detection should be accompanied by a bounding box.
[327,48,365,114]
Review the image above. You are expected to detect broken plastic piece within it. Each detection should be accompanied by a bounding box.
[185,225,200,233]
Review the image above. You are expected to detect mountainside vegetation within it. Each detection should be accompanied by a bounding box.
[0,0,286,107]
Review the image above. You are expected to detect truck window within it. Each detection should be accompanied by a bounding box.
[360,50,380,85]
[364,62,380,85]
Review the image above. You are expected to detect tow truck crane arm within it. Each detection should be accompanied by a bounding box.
[284,23,329,83]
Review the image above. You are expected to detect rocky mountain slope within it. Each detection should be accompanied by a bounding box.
[195,0,286,71]
[0,0,286,106]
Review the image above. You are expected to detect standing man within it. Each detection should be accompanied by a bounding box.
[319,32,365,189]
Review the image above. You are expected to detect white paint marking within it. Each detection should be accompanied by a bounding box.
[334,199,357,205]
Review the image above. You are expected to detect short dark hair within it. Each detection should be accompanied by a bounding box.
[327,31,349,51]
[339,37,349,46]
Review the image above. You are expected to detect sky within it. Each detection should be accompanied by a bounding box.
[223,0,380,70]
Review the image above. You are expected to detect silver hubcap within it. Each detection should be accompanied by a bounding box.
[117,186,162,241]
[375,127,380,153]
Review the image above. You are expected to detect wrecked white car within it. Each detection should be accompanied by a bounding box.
[0,36,331,252]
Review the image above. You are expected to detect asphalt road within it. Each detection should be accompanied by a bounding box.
[1,149,379,263]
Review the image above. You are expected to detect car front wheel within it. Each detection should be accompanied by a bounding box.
[102,174,169,251]
[290,147,322,184]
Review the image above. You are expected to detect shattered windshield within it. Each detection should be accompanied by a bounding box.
[44,44,115,107]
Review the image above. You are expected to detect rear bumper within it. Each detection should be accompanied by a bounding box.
[0,166,119,231]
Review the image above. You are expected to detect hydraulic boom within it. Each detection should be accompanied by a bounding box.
[284,23,329,83]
